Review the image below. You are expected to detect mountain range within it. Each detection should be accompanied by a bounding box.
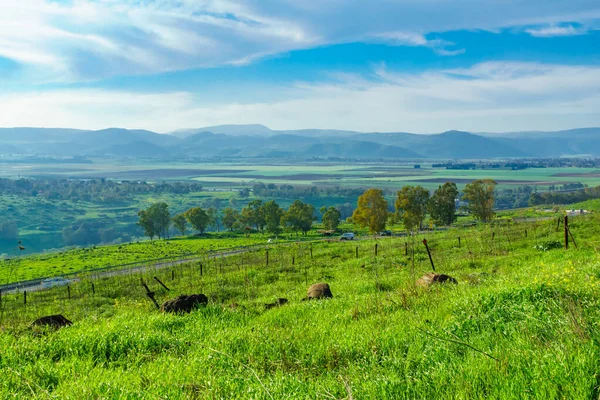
[0,125,598,159]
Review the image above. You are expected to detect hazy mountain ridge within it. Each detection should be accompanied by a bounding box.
[1,125,599,159]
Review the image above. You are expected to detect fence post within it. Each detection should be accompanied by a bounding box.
[375,243,378,257]
[525,230,527,238]
[200,263,203,276]
[564,215,569,250]
[292,256,295,265]
[422,239,436,272]
[91,283,95,295]
[492,232,495,240]
[405,242,408,256]
[310,244,313,259]
[458,237,461,247]
[356,246,359,258]
[266,250,269,267]
[67,285,71,299]
[172,270,175,280]
[24,291,27,305]
[154,276,171,291]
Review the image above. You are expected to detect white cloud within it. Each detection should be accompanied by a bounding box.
[1,62,599,133]
[525,25,588,37]
[1,0,599,82]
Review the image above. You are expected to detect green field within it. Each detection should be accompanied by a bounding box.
[1,204,600,398]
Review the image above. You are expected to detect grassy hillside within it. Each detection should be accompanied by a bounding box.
[1,213,599,398]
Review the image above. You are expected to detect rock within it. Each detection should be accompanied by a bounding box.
[161,294,208,313]
[31,314,72,329]
[416,273,458,288]
[303,283,333,300]
[264,298,288,310]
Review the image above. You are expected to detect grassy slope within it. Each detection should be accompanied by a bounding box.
[1,214,600,398]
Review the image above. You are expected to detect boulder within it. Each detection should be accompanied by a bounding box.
[31,314,72,329]
[161,294,208,313]
[304,283,333,300]
[416,273,458,288]
[264,298,288,310]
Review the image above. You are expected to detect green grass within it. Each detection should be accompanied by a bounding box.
[1,214,600,398]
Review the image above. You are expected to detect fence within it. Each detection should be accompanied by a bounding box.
[0,214,595,328]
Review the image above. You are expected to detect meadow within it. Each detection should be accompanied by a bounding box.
[1,203,599,398]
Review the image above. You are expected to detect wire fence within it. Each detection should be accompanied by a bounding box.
[0,214,596,328]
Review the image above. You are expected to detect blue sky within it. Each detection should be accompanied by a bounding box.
[0,0,599,133]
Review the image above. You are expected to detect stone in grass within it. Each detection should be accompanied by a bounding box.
[303,283,333,300]
[31,314,72,329]
[161,294,208,313]
[416,273,458,288]
[264,298,288,310]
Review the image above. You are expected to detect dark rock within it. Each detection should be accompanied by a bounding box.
[416,273,458,288]
[161,294,208,313]
[31,314,72,329]
[264,298,288,310]
[303,283,333,300]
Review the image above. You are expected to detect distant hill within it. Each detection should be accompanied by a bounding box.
[0,125,598,159]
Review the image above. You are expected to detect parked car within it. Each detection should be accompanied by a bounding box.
[379,230,392,236]
[340,232,355,240]
[40,277,71,289]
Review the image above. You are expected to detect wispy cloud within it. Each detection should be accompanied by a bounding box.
[1,62,598,133]
[525,25,588,37]
[1,1,599,82]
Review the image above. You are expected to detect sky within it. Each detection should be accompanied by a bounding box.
[0,0,599,133]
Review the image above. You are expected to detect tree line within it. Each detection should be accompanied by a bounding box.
[137,179,498,239]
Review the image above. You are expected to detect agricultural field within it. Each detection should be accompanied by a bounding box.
[3,159,600,191]
[1,204,599,398]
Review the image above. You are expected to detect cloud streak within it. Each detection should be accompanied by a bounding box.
[1,62,598,133]
[1,0,599,82]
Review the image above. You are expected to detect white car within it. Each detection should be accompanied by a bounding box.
[40,277,71,289]
[340,232,355,240]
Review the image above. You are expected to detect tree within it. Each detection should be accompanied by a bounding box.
[172,213,187,236]
[222,207,240,231]
[395,186,429,232]
[320,206,341,231]
[462,179,497,222]
[352,188,389,234]
[206,207,220,232]
[185,207,210,234]
[240,200,265,231]
[137,202,171,239]
[428,182,459,226]
[263,200,284,236]
[137,209,155,239]
[283,200,315,236]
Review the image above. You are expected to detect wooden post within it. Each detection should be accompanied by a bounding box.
[23,291,27,305]
[91,283,95,295]
[356,246,359,258]
[422,239,436,272]
[492,232,495,240]
[266,250,269,267]
[171,270,175,280]
[67,285,71,299]
[525,230,527,238]
[458,237,461,247]
[375,243,378,257]
[200,263,203,276]
[564,216,569,250]
[567,226,578,249]
[310,244,313,259]
[141,279,160,309]
[405,242,408,256]
[154,276,171,291]
[292,256,295,265]
[556,216,561,232]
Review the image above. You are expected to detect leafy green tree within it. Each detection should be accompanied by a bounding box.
[352,188,389,234]
[240,200,265,231]
[137,202,171,239]
[222,207,240,231]
[263,200,284,236]
[462,179,497,222]
[206,207,220,232]
[395,186,430,232]
[172,213,187,236]
[428,182,459,226]
[283,200,315,236]
[320,206,341,231]
[137,209,155,239]
[185,207,210,234]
